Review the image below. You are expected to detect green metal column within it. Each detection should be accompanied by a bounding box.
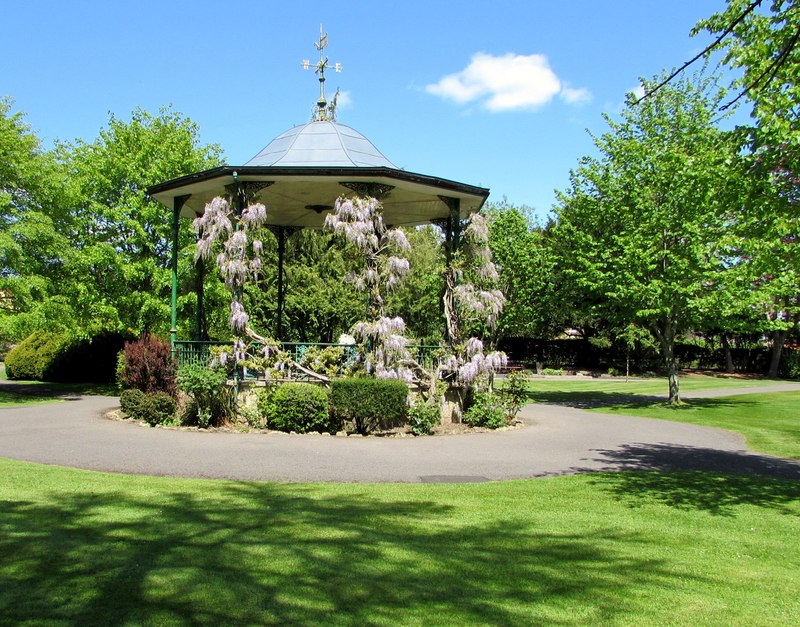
[194,249,205,341]
[170,195,190,351]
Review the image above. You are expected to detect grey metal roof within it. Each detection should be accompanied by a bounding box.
[245,121,398,168]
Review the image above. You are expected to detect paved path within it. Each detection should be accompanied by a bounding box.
[0,383,798,483]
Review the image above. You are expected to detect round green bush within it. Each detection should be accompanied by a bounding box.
[120,388,147,419]
[5,330,130,383]
[4,331,69,380]
[463,392,507,429]
[260,382,331,433]
[408,398,440,436]
[120,389,176,426]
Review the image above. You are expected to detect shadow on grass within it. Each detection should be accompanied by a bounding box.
[581,443,800,516]
[601,396,756,413]
[523,390,668,409]
[0,379,115,400]
[0,483,700,625]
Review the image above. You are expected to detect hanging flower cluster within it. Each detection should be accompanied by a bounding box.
[351,317,415,383]
[439,212,508,391]
[324,196,411,310]
[324,196,417,382]
[193,196,268,335]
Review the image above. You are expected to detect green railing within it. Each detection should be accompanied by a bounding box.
[173,340,439,377]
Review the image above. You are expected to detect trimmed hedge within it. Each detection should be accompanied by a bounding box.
[5,330,130,383]
[330,378,408,434]
[120,388,177,426]
[259,382,331,433]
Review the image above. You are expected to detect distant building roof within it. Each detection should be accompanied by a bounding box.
[245,121,397,169]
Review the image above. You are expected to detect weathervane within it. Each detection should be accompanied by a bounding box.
[302,25,342,121]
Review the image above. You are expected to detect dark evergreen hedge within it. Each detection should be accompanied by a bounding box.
[5,330,132,383]
[330,378,408,434]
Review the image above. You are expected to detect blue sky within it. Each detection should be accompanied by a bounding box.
[3,0,743,219]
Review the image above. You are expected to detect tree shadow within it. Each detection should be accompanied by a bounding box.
[523,390,665,409]
[0,482,702,625]
[578,443,800,516]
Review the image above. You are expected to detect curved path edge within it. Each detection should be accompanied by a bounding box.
[0,384,798,483]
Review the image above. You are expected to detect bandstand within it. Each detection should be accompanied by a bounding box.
[146,29,489,363]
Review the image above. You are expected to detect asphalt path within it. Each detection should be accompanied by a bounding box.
[1,382,799,483]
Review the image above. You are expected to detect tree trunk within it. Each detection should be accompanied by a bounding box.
[720,333,735,374]
[767,329,787,379]
[655,321,681,404]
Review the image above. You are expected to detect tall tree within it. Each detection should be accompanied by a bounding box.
[553,73,742,403]
[57,106,223,335]
[696,1,800,375]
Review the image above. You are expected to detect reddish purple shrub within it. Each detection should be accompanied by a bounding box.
[119,334,177,396]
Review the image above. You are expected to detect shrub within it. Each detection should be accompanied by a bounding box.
[119,334,177,396]
[501,370,528,420]
[780,349,800,380]
[120,388,147,419]
[330,378,408,434]
[140,392,177,426]
[408,397,440,436]
[176,362,234,428]
[540,367,564,376]
[259,383,331,433]
[463,392,507,429]
[5,330,70,380]
[5,330,131,383]
[300,345,346,377]
[120,389,177,426]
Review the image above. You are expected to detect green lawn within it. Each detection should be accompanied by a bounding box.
[0,457,798,625]
[515,375,785,405]
[0,390,60,408]
[595,391,800,460]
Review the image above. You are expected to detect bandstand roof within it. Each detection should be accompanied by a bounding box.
[147,119,489,229]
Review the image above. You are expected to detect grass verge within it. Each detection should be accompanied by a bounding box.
[594,391,800,460]
[514,375,785,405]
[0,390,61,408]
[1,458,798,625]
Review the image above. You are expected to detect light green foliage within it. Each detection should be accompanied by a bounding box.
[4,330,69,380]
[176,363,234,428]
[258,382,332,433]
[462,392,507,429]
[695,2,800,375]
[386,225,446,343]
[0,104,223,340]
[500,370,529,419]
[407,396,441,435]
[540,368,564,376]
[486,201,558,338]
[553,72,743,402]
[299,345,347,378]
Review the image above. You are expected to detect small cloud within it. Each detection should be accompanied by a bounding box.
[426,52,589,112]
[334,90,352,108]
[628,85,646,100]
[560,86,592,105]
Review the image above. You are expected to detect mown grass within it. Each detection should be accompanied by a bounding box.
[0,458,798,625]
[515,375,785,406]
[0,390,61,408]
[595,391,800,460]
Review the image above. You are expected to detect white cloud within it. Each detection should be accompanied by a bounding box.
[560,86,592,105]
[334,90,352,108]
[628,85,646,100]
[425,52,590,112]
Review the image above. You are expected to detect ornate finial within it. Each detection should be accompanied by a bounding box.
[301,24,342,122]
